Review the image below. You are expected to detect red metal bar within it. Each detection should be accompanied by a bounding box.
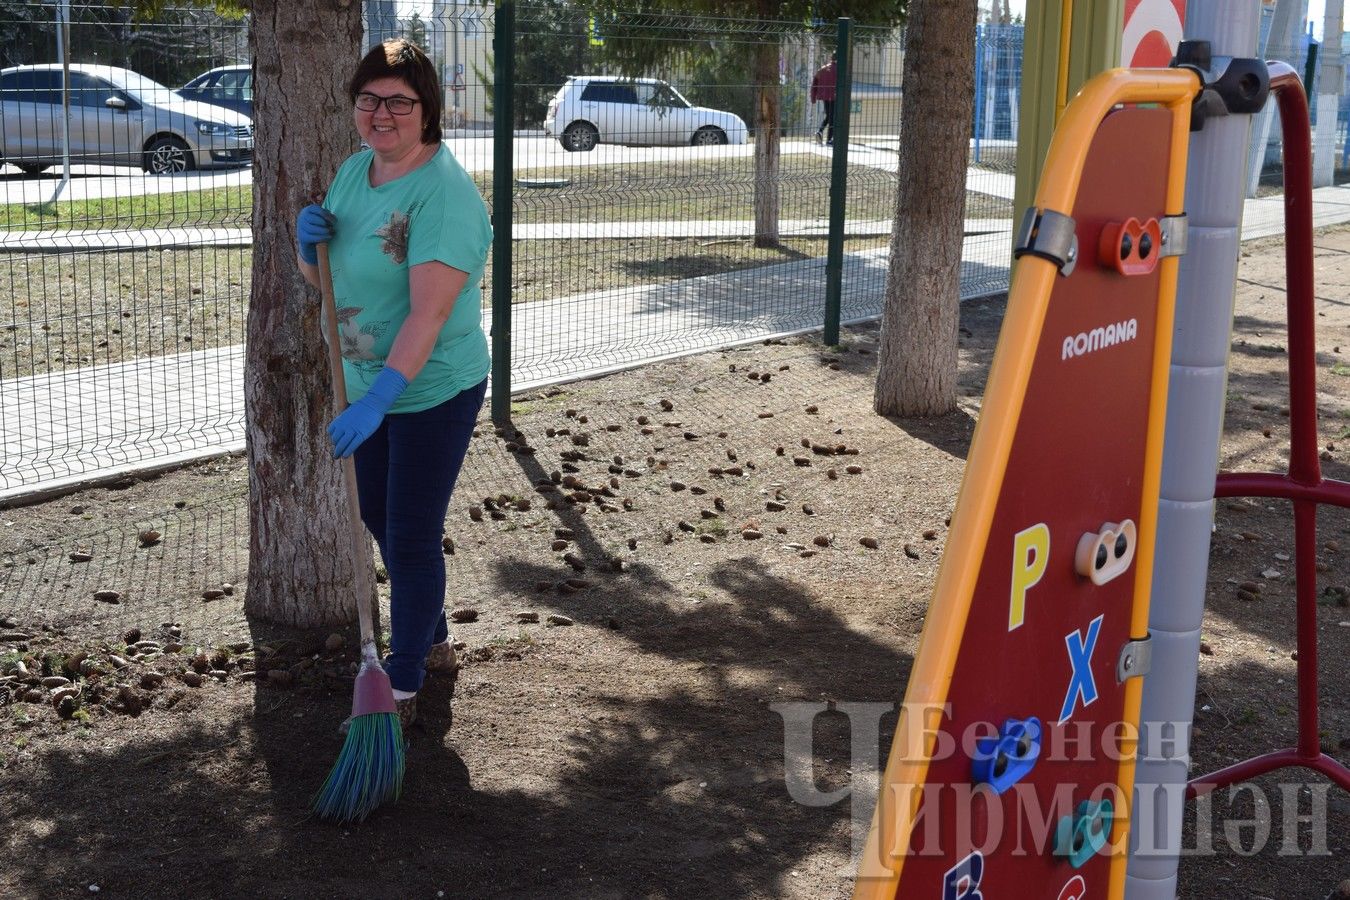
[1276,63,1322,492]
[1216,471,1350,505]
[1190,750,1350,799]
[1293,498,1321,757]
[1189,62,1350,799]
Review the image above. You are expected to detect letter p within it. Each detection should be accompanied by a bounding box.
[1009,523,1050,631]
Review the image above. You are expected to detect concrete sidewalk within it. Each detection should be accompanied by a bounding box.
[3,182,1350,501]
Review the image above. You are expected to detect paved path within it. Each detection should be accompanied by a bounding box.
[3,182,1349,501]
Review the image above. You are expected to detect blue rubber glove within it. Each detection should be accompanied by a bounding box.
[296,204,335,266]
[328,367,409,458]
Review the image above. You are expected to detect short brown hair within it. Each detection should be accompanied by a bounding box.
[349,38,442,145]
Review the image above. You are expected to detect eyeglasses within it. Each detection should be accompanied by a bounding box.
[354,92,420,115]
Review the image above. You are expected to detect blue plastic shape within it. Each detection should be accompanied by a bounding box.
[970,716,1042,794]
[1054,798,1115,868]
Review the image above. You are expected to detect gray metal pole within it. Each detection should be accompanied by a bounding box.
[1125,4,1262,897]
[1245,0,1301,196]
[51,0,71,203]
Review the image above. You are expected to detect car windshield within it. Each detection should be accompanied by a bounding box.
[660,84,691,108]
[109,70,175,101]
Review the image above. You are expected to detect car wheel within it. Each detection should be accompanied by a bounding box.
[560,122,599,152]
[692,126,728,146]
[144,137,195,174]
[17,163,50,176]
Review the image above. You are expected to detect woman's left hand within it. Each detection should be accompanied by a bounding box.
[328,368,409,458]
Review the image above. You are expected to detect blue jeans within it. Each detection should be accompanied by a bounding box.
[353,377,486,693]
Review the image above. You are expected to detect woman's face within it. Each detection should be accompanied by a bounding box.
[353,75,426,159]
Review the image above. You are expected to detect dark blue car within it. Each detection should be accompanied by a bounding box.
[177,65,252,118]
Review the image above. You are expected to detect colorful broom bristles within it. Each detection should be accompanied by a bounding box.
[313,661,405,822]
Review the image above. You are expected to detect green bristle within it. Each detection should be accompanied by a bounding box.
[312,712,405,823]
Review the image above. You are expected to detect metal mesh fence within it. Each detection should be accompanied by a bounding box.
[509,8,861,388]
[1,1,1025,504]
[1,2,251,500]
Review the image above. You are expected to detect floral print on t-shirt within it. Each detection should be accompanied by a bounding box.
[336,306,389,361]
[375,209,410,264]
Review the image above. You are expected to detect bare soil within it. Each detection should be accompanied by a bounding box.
[0,227,1348,899]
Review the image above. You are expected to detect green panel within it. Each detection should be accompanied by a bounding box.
[1013,0,1124,239]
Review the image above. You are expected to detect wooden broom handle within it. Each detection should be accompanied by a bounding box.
[316,243,378,657]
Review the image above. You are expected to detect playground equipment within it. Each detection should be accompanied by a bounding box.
[854,14,1347,895]
[854,62,1204,897]
[1185,62,1350,807]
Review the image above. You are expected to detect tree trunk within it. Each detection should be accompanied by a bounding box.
[752,37,781,248]
[874,0,978,418]
[244,0,371,627]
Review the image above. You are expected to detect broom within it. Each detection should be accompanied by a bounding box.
[311,241,405,822]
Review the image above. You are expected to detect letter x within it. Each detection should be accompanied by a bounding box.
[1058,615,1104,724]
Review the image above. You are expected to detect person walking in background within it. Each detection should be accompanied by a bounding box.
[811,57,838,146]
[294,38,491,730]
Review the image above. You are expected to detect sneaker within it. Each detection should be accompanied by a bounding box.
[426,639,460,674]
[396,695,417,730]
[815,131,824,145]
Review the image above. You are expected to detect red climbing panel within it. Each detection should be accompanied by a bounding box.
[855,68,1200,900]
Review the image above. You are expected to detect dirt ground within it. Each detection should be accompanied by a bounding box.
[1,226,1348,900]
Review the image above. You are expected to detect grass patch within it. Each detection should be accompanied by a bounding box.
[2,234,889,376]
[1,152,974,376]
[0,246,251,378]
[2,185,252,232]
[487,630,538,649]
[695,517,727,537]
[3,155,1009,234]
[509,235,889,305]
[497,155,1010,225]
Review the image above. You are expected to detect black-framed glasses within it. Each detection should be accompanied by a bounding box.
[354,92,420,115]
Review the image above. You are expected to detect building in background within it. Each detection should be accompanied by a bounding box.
[364,0,399,54]
[428,0,493,128]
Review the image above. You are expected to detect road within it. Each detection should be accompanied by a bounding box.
[0,136,886,206]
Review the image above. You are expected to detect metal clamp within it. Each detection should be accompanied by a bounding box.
[1159,214,1188,258]
[1013,207,1078,276]
[1173,41,1270,131]
[1117,634,1153,684]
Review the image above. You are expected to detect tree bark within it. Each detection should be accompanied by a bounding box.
[752,37,781,248]
[874,0,977,418]
[244,0,371,627]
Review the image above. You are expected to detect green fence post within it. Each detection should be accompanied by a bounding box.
[823,17,852,347]
[1304,40,1320,97]
[491,0,515,424]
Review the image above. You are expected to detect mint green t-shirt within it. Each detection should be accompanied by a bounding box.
[323,144,492,413]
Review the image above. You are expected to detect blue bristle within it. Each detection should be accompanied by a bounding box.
[312,713,405,822]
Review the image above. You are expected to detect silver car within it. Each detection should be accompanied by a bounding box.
[0,63,253,175]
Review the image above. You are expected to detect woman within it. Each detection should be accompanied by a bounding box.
[294,38,490,729]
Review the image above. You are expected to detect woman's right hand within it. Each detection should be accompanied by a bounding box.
[296,204,336,266]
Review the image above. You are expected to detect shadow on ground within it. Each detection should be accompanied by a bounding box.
[4,555,910,899]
